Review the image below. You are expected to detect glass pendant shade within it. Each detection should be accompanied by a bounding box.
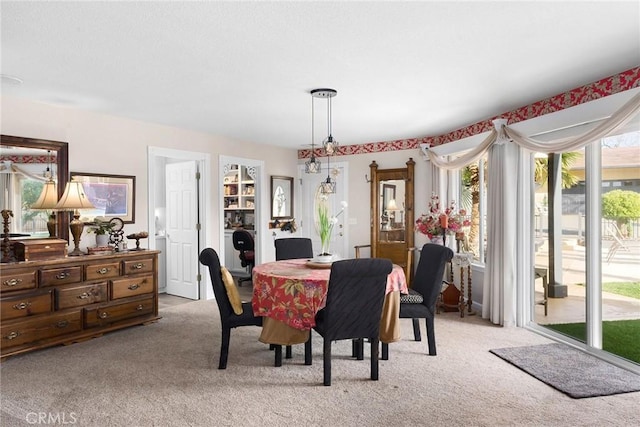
[305,155,321,174]
[305,89,323,174]
[320,176,336,194]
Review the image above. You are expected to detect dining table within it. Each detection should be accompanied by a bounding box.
[251,258,409,346]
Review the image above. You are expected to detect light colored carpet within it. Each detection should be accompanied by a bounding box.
[490,343,640,398]
[1,300,638,427]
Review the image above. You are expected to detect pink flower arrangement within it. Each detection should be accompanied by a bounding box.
[416,194,470,239]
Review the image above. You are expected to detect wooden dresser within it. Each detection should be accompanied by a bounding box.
[0,250,160,360]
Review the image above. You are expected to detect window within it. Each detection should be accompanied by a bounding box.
[459,156,487,263]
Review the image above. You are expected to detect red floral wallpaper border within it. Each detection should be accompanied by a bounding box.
[298,67,640,159]
[0,155,54,164]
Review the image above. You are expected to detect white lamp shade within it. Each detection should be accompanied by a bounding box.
[54,180,95,211]
[31,180,58,210]
[386,199,398,210]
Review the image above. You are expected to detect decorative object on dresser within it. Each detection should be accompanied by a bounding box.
[87,218,115,247]
[13,238,68,262]
[126,231,149,250]
[108,217,125,251]
[0,250,160,360]
[1,209,14,263]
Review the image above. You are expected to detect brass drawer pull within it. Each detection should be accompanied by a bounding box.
[3,278,23,287]
[77,292,90,299]
[4,331,21,340]
[136,304,144,311]
[97,267,110,275]
[128,284,140,290]
[55,272,69,280]
[99,312,109,319]
[12,302,31,310]
[56,320,69,328]
[132,263,145,270]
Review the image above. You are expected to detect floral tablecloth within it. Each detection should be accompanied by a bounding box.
[252,258,408,331]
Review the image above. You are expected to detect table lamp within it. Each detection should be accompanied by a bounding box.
[30,179,58,237]
[55,178,95,256]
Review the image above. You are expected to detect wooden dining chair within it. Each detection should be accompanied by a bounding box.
[382,243,453,358]
[304,258,392,386]
[199,248,262,369]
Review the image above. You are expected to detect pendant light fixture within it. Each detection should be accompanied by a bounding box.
[320,151,336,194]
[311,88,339,156]
[305,90,322,174]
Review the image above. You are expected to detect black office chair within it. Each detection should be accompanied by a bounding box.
[199,248,262,369]
[232,229,255,286]
[275,238,314,261]
[304,258,392,386]
[382,243,453,358]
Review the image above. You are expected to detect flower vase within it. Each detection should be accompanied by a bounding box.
[317,239,333,263]
[430,236,444,245]
[445,231,457,251]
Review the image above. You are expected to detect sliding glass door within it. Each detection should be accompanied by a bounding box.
[532,128,639,366]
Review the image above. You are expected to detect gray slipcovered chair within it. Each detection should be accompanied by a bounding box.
[304,258,392,386]
[199,248,262,369]
[272,237,313,363]
[274,237,314,261]
[382,243,453,358]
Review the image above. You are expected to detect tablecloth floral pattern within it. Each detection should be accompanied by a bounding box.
[252,258,408,330]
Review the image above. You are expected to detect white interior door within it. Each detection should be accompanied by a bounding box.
[166,160,199,299]
[299,161,349,259]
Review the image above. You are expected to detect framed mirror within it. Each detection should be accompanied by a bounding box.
[370,158,415,283]
[271,175,293,219]
[1,134,69,241]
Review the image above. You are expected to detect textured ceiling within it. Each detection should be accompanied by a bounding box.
[1,1,639,150]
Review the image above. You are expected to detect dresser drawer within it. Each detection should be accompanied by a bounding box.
[0,270,37,293]
[1,291,53,321]
[111,275,154,299]
[122,257,154,275]
[40,266,83,287]
[84,296,154,328]
[85,261,121,281]
[56,282,108,310]
[1,309,82,350]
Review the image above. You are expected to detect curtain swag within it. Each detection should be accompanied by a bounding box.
[422,90,640,326]
[426,91,640,170]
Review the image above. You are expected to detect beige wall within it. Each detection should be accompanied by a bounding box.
[1,95,299,254]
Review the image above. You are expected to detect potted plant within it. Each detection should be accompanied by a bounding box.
[87,219,114,247]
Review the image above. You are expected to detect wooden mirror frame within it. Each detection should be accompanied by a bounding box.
[1,134,69,241]
[270,175,294,220]
[370,158,415,283]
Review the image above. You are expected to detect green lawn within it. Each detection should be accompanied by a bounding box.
[545,320,640,363]
[602,282,640,299]
[575,282,640,299]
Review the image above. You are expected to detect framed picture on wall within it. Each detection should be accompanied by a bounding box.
[70,172,136,223]
[271,175,293,219]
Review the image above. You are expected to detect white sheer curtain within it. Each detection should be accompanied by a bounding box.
[424,91,640,325]
[483,122,518,326]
